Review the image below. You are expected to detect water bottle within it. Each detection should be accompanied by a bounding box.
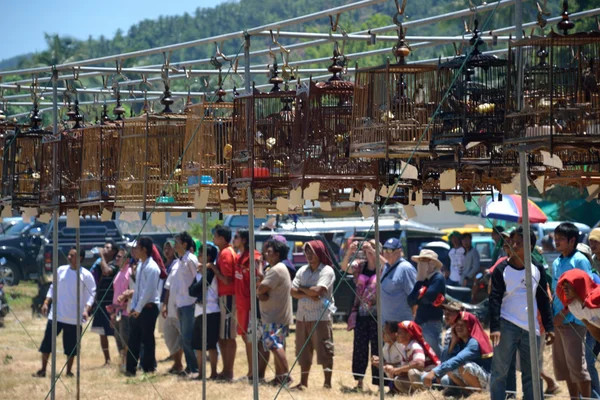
[322,297,337,315]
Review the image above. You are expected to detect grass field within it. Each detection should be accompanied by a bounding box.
[0,282,574,399]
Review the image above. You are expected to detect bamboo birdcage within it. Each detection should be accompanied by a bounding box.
[291,50,379,195]
[230,61,295,197]
[350,29,438,159]
[2,107,47,208]
[114,113,186,211]
[432,20,507,150]
[181,89,233,210]
[504,8,600,151]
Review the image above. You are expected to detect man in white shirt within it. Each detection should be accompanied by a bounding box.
[126,237,161,376]
[160,240,183,374]
[167,231,199,375]
[34,248,96,378]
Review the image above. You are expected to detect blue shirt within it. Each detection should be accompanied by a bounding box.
[380,258,417,323]
[408,271,446,324]
[130,257,161,314]
[551,250,593,326]
[433,337,492,377]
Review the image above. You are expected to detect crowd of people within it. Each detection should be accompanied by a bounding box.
[31,221,600,398]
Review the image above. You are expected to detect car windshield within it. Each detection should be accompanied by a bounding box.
[1,221,30,235]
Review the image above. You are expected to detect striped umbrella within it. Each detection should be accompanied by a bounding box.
[481,193,547,223]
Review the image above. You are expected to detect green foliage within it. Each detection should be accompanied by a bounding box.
[188,217,223,241]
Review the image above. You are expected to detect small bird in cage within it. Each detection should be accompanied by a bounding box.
[413,84,426,105]
[255,130,265,145]
[223,144,232,160]
[266,137,276,150]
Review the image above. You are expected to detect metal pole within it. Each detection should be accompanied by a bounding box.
[201,212,208,400]
[244,33,260,400]
[50,69,59,400]
[76,218,81,400]
[515,0,541,399]
[374,204,384,400]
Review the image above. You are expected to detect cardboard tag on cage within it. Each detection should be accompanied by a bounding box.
[587,185,600,202]
[540,151,564,169]
[379,185,390,198]
[1,205,11,219]
[303,182,320,201]
[533,176,545,194]
[466,141,481,150]
[151,212,166,227]
[409,190,423,206]
[450,196,467,213]
[289,187,303,208]
[440,169,457,190]
[219,189,230,201]
[404,205,417,219]
[349,188,362,202]
[120,212,140,223]
[194,190,210,210]
[37,213,52,224]
[255,208,268,219]
[359,204,373,218]
[170,211,182,217]
[501,183,516,195]
[511,173,522,193]
[22,207,38,221]
[362,188,376,204]
[101,209,112,222]
[399,161,418,180]
[320,201,332,212]
[67,209,80,228]
[276,197,289,213]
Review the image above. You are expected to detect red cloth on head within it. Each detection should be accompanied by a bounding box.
[557,268,600,309]
[398,321,440,365]
[304,240,332,266]
[151,244,167,279]
[453,311,493,358]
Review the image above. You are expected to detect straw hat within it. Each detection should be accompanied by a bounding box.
[411,249,443,268]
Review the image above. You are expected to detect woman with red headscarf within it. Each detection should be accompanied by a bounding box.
[419,312,492,395]
[385,320,440,394]
[291,240,336,390]
[557,268,600,342]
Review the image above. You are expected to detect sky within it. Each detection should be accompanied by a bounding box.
[0,0,227,61]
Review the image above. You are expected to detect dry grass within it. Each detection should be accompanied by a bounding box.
[0,284,576,399]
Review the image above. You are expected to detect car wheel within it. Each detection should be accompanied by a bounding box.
[0,262,20,286]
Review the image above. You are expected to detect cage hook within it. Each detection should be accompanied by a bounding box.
[329,14,340,33]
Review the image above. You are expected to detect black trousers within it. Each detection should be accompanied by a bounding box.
[126,304,159,374]
[352,315,380,385]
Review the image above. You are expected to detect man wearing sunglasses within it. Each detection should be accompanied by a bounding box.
[380,238,417,324]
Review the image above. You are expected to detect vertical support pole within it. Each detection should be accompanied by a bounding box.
[244,32,260,400]
[76,218,81,400]
[374,204,384,400]
[50,68,59,400]
[516,1,541,400]
[201,212,208,400]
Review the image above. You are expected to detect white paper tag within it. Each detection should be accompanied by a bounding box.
[101,209,112,222]
[303,182,320,201]
[170,211,183,217]
[37,213,52,224]
[359,204,374,218]
[450,196,467,212]
[409,190,423,206]
[379,185,390,198]
[255,208,268,219]
[66,209,80,228]
[466,141,481,150]
[400,161,419,180]
[587,185,600,202]
[440,170,457,191]
[151,212,166,227]
[533,176,545,194]
[22,207,38,221]
[540,150,564,169]
[194,190,210,210]
[404,205,417,219]
[511,174,522,193]
[320,201,332,212]
[349,188,362,202]
[290,187,303,208]
[363,188,376,204]
[501,183,516,195]
[219,189,230,201]
[276,197,289,213]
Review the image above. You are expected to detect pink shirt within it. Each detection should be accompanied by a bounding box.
[112,267,131,316]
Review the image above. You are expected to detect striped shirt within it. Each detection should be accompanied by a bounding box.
[293,263,336,322]
[449,247,465,282]
[400,340,437,371]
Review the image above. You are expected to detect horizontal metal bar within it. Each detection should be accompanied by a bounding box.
[0,0,387,78]
[256,31,512,42]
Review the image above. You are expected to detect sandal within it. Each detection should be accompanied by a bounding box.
[544,386,562,396]
[32,370,46,378]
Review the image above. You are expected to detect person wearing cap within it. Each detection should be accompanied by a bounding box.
[588,228,600,275]
[380,238,417,324]
[269,235,296,279]
[408,249,446,357]
[160,239,184,375]
[448,231,465,286]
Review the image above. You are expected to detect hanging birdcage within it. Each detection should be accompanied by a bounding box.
[39,100,85,211]
[229,59,295,208]
[2,104,48,208]
[431,20,507,150]
[181,84,234,210]
[0,118,17,198]
[504,5,600,152]
[290,46,378,196]
[351,27,439,160]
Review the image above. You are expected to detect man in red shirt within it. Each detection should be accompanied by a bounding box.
[211,225,237,381]
[233,229,268,380]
